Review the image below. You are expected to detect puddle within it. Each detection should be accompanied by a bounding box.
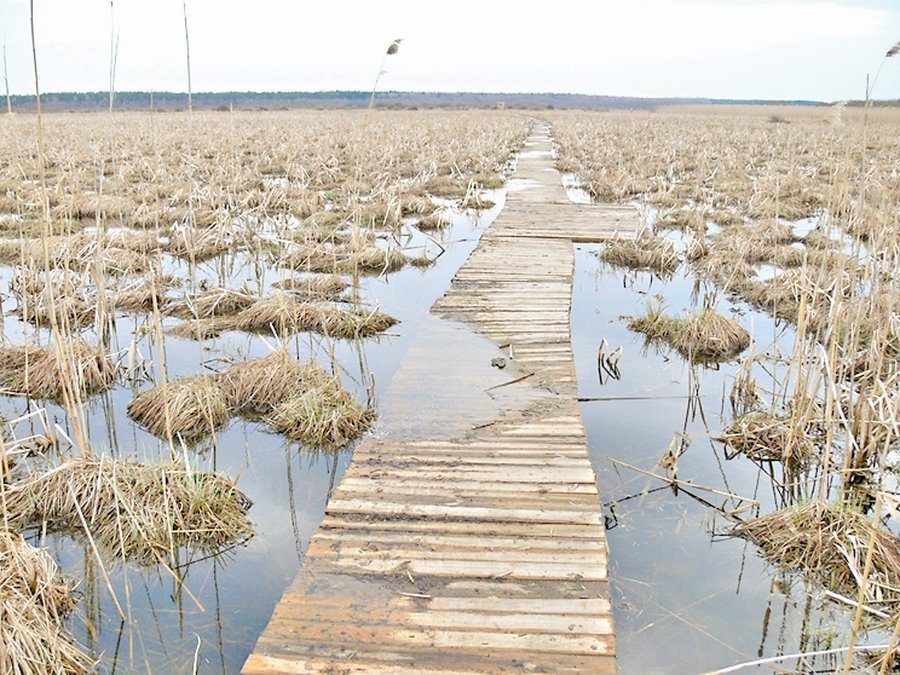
[505,177,542,192]
[561,172,592,204]
[377,315,543,439]
[2,195,506,672]
[571,246,892,673]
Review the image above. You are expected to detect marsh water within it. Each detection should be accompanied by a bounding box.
[3,177,889,673]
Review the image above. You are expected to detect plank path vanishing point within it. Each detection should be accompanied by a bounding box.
[243,122,640,673]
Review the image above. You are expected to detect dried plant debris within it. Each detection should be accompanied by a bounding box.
[734,501,900,617]
[167,295,396,340]
[127,375,230,440]
[3,454,253,565]
[599,233,680,276]
[128,351,375,448]
[217,350,319,415]
[164,286,256,320]
[265,375,375,449]
[0,531,93,674]
[720,410,824,466]
[0,340,118,401]
[270,274,348,300]
[628,305,750,361]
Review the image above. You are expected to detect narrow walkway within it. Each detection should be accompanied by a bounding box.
[243,123,639,673]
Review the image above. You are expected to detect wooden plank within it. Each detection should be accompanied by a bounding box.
[242,121,636,674]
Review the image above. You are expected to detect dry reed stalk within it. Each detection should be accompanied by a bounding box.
[734,501,900,618]
[0,531,93,673]
[127,375,229,440]
[0,340,117,401]
[3,454,252,564]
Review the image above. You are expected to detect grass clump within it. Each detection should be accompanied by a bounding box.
[231,295,396,339]
[628,304,750,361]
[734,501,900,616]
[0,531,93,673]
[599,233,680,276]
[0,340,118,401]
[267,383,375,449]
[3,455,253,564]
[164,286,256,320]
[222,351,375,448]
[270,274,347,300]
[217,351,318,415]
[128,376,229,440]
[720,410,822,467]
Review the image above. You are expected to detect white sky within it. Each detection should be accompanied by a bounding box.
[1,0,898,101]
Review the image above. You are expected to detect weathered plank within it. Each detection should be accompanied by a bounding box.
[242,121,638,673]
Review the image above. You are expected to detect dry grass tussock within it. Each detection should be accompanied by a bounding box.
[130,351,375,448]
[599,233,680,276]
[629,304,750,361]
[735,501,900,617]
[128,376,230,440]
[270,274,347,299]
[0,531,93,673]
[287,241,429,275]
[0,340,117,401]
[720,410,824,467]
[167,294,396,340]
[164,286,256,319]
[266,383,375,449]
[3,454,253,564]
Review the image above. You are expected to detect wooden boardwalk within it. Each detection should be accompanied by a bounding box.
[243,123,640,673]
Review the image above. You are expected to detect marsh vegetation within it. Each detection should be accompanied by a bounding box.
[0,108,526,671]
[556,105,900,672]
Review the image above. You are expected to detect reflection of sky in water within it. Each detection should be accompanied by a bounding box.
[571,246,890,673]
[2,193,504,673]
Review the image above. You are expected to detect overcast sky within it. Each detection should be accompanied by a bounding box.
[1,0,898,101]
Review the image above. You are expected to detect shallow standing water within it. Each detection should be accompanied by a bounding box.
[2,195,505,673]
[571,245,887,673]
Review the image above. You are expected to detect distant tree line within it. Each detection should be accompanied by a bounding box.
[5,90,836,113]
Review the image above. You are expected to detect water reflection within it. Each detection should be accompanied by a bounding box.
[3,196,504,672]
[571,244,889,673]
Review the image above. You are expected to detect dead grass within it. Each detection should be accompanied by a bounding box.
[0,340,118,401]
[270,275,347,299]
[599,233,680,276]
[734,501,900,616]
[0,531,93,673]
[629,304,750,361]
[230,295,396,338]
[164,286,256,320]
[127,375,230,440]
[3,454,253,564]
[720,410,823,466]
[266,380,375,449]
[217,351,319,415]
